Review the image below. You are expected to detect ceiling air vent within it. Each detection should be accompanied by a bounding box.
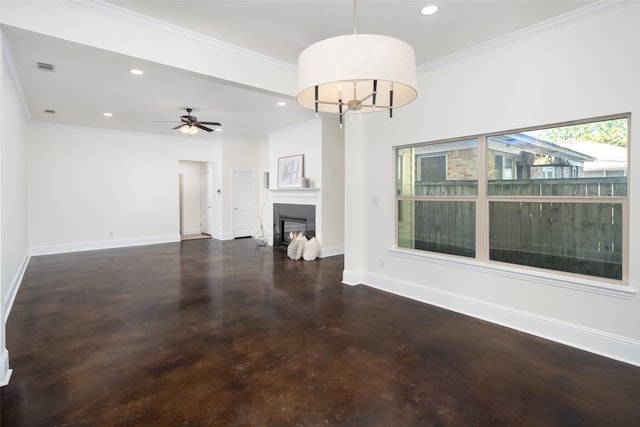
[36,62,55,72]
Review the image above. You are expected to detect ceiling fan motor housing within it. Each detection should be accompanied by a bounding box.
[181,115,196,124]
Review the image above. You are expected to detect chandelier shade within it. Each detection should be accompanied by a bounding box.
[296,33,417,120]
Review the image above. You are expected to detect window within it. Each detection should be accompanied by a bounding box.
[494,154,515,180]
[395,115,629,283]
[397,139,478,258]
[418,154,447,181]
[542,166,556,179]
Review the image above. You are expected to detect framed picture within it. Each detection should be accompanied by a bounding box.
[277,154,304,188]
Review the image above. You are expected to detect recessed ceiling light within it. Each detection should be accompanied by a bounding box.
[421,4,439,16]
[129,69,144,75]
[103,112,113,117]
[277,101,287,107]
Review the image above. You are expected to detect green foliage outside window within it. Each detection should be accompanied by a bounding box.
[529,118,627,147]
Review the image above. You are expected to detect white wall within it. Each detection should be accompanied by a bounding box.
[211,142,223,238]
[217,138,263,240]
[321,119,345,252]
[1,35,29,384]
[269,119,323,190]
[267,117,345,256]
[28,123,218,253]
[344,2,640,365]
[1,49,28,308]
[257,138,270,236]
[178,160,202,236]
[268,119,322,238]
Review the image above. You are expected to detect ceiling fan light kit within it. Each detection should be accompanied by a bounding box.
[179,125,199,135]
[296,0,418,128]
[172,108,221,135]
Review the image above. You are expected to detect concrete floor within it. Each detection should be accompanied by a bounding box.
[2,238,639,425]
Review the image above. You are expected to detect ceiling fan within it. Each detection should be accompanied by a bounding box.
[172,108,221,135]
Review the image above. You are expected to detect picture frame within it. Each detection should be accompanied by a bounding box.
[277,154,304,188]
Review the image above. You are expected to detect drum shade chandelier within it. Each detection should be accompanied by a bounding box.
[296,0,418,128]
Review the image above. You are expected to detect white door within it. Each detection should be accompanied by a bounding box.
[200,168,213,235]
[233,171,254,238]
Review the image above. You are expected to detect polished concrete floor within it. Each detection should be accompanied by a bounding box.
[2,238,639,426]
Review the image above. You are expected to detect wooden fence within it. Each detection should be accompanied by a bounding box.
[410,177,625,280]
[412,177,627,197]
[409,201,476,258]
[488,177,627,197]
[488,201,622,280]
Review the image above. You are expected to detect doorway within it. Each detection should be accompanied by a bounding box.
[232,170,255,238]
[179,161,213,240]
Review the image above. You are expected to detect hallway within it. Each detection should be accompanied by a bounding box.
[2,239,639,425]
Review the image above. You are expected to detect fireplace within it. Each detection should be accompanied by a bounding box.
[281,217,307,245]
[273,203,316,246]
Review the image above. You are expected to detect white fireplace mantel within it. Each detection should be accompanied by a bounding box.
[269,188,321,200]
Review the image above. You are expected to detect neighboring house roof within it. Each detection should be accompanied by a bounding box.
[557,141,627,172]
[413,135,620,168]
[557,141,627,161]
[493,133,595,162]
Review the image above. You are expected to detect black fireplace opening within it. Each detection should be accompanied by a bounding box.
[281,217,307,245]
[273,204,316,247]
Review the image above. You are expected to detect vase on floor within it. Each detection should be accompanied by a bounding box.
[254,226,268,246]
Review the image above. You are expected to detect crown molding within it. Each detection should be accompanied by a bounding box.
[418,0,626,72]
[69,0,296,72]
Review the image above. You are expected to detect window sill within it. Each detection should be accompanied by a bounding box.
[388,248,635,299]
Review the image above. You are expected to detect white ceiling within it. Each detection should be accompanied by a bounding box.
[2,0,599,140]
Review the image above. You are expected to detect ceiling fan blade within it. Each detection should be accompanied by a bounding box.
[198,121,221,126]
[194,123,213,132]
[173,123,187,130]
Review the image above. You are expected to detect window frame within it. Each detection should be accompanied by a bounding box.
[542,166,556,179]
[417,153,447,182]
[393,113,631,295]
[494,153,516,180]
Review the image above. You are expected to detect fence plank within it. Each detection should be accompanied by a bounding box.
[414,178,624,279]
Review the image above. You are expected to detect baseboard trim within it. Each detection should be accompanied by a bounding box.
[0,348,12,387]
[29,234,181,256]
[347,270,640,367]
[319,245,343,258]
[342,269,362,286]
[4,250,30,322]
[211,231,234,241]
